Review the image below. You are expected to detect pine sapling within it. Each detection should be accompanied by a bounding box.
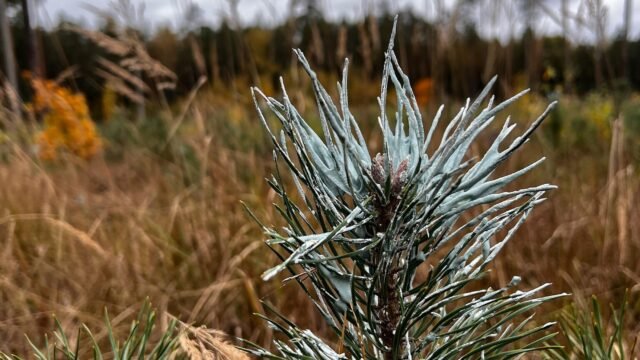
[245,18,565,360]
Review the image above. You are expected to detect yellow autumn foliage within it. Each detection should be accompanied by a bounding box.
[101,82,117,121]
[583,93,613,139]
[31,79,102,160]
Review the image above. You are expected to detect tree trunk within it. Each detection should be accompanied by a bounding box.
[21,0,40,77]
[561,0,571,92]
[0,0,20,118]
[622,0,632,79]
[0,0,16,86]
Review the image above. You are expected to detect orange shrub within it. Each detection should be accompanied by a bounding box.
[31,79,102,160]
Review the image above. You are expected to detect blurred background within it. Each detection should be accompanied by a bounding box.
[0,0,639,355]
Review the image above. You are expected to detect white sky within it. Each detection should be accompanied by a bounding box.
[34,0,640,43]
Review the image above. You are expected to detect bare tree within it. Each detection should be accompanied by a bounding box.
[21,0,41,77]
[0,0,17,89]
[561,0,571,91]
[622,0,633,79]
[482,0,501,83]
[224,0,260,86]
[585,0,610,86]
[0,0,20,118]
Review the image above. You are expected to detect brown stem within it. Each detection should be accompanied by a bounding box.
[371,155,409,359]
[380,266,402,360]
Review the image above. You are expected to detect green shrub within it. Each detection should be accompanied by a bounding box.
[0,301,183,360]
[547,293,638,360]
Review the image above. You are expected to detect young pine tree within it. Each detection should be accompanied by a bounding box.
[246,18,564,360]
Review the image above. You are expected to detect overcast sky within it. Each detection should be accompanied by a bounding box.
[35,0,640,42]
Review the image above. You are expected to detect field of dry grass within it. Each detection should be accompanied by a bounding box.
[0,80,639,355]
[2,0,640,355]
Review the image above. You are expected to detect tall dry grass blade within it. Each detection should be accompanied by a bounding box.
[97,72,145,104]
[97,57,150,93]
[189,36,207,77]
[164,76,207,147]
[614,117,631,265]
[602,114,620,261]
[1,79,22,125]
[122,43,177,81]
[44,217,109,259]
[66,26,131,56]
[602,116,632,265]
[53,66,79,84]
[178,324,249,360]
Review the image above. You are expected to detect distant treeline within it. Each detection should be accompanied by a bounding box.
[2,8,639,110]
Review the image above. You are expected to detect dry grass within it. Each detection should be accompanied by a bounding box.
[0,121,321,353]
[177,323,250,360]
[0,94,638,354]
